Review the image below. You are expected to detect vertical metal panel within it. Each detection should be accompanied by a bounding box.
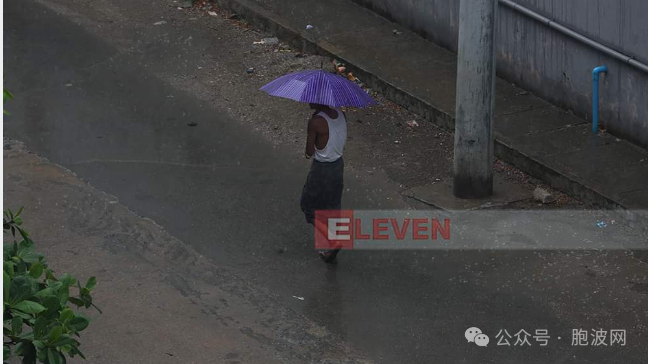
[350,0,648,147]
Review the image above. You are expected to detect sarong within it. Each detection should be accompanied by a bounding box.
[300,157,344,224]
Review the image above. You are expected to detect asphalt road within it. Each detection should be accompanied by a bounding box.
[4,0,648,363]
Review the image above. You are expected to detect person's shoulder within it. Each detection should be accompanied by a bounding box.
[311,113,326,124]
[310,114,327,124]
[308,114,327,130]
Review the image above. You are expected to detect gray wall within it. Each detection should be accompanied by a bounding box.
[351,0,648,148]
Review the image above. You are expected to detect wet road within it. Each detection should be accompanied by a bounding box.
[4,0,648,363]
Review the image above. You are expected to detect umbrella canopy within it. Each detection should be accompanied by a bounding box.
[260,70,377,108]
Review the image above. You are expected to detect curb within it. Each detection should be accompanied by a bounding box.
[213,0,648,243]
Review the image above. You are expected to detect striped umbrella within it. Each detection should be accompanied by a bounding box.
[260,70,377,108]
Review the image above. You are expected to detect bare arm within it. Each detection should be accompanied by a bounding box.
[305,115,325,159]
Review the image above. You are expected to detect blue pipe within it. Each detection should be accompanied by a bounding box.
[592,66,608,133]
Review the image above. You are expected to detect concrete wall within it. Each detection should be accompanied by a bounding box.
[350,0,648,148]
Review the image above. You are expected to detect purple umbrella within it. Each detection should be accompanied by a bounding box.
[260,70,377,108]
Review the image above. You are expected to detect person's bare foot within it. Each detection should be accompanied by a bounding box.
[318,250,339,264]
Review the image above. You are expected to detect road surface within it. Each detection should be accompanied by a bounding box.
[4,0,648,363]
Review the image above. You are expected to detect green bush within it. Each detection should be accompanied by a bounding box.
[3,208,100,364]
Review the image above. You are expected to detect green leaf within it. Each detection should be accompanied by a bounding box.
[41,295,61,316]
[59,308,73,323]
[47,348,62,364]
[11,310,33,321]
[14,341,24,354]
[85,277,97,290]
[68,345,86,359]
[34,287,55,299]
[51,335,76,348]
[15,260,28,274]
[48,326,63,343]
[3,88,13,102]
[18,330,35,340]
[3,243,16,262]
[37,347,48,362]
[68,315,90,332]
[58,286,69,307]
[4,270,10,304]
[34,316,49,340]
[59,274,76,288]
[9,275,38,304]
[45,269,57,282]
[17,239,39,264]
[67,297,84,308]
[4,260,15,277]
[12,300,46,314]
[32,340,46,350]
[12,316,24,335]
[4,345,11,360]
[77,349,86,360]
[29,263,44,279]
[48,281,63,291]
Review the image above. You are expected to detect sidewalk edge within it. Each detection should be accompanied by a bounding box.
[212,0,648,239]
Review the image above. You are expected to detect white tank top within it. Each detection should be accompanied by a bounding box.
[314,108,347,162]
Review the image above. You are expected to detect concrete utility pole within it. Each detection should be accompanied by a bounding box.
[453,0,497,199]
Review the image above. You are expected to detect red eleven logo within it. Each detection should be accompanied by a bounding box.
[314,210,450,250]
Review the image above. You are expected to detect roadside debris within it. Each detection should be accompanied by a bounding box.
[292,296,305,301]
[306,24,314,30]
[153,20,167,25]
[246,67,255,74]
[332,60,367,91]
[207,11,218,16]
[393,29,402,35]
[533,187,555,204]
[406,120,419,128]
[253,37,279,45]
[596,221,607,228]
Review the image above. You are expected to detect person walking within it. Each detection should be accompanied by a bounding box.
[259,69,376,264]
[300,103,347,263]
